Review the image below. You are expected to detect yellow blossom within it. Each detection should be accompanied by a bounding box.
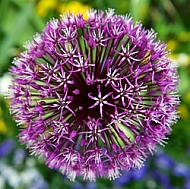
[59,1,90,20]
[37,0,58,17]
[169,53,190,67]
[178,104,190,120]
[167,40,177,51]
[185,90,190,102]
[0,119,7,134]
[178,32,190,42]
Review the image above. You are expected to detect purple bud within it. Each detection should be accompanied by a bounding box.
[70,130,77,138]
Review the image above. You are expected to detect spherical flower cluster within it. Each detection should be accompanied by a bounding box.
[8,9,180,181]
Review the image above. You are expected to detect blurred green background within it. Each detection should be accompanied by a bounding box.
[0,0,190,189]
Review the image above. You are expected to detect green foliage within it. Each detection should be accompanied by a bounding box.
[0,0,45,76]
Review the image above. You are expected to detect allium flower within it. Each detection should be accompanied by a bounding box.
[8,8,180,181]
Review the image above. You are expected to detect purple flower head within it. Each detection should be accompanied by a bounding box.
[8,9,180,181]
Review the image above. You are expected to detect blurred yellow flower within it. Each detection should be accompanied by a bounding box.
[36,0,90,19]
[59,1,90,20]
[37,0,58,17]
[178,104,190,120]
[167,40,177,51]
[169,53,190,67]
[0,119,7,134]
[185,90,190,102]
[178,32,190,42]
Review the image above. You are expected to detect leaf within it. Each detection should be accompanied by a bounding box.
[129,0,150,22]
[178,68,190,95]
[0,1,34,75]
